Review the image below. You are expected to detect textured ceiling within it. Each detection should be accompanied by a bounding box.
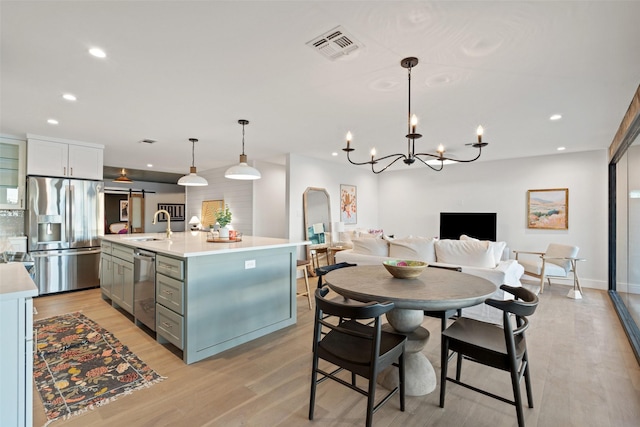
[2,1,640,175]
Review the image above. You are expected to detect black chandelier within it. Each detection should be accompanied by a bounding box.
[343,57,488,174]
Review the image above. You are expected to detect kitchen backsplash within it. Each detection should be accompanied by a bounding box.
[0,209,25,238]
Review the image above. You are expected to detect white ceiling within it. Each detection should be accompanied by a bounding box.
[2,1,640,175]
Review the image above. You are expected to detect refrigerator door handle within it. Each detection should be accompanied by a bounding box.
[67,184,74,244]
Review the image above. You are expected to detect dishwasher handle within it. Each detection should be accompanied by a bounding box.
[133,252,156,262]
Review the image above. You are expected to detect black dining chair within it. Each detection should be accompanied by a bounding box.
[439,284,539,427]
[309,286,406,427]
[423,264,463,331]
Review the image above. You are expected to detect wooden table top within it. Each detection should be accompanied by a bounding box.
[325,265,497,311]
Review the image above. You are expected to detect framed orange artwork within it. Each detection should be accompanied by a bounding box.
[340,184,357,225]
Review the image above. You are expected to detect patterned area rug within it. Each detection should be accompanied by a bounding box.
[33,312,165,425]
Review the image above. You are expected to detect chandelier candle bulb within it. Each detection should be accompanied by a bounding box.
[477,125,484,143]
[411,114,418,133]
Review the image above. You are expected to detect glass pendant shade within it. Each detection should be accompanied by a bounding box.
[178,138,208,186]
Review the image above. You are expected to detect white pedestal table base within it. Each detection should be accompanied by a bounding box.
[379,308,436,396]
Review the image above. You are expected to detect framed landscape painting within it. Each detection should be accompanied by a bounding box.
[340,184,357,224]
[527,188,568,229]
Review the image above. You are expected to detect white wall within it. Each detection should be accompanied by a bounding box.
[287,153,379,258]
[253,160,287,238]
[180,149,609,290]
[144,192,186,233]
[377,149,608,289]
[185,166,253,235]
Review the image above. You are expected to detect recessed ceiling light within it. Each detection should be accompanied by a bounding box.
[147,164,153,168]
[331,152,338,157]
[557,146,566,151]
[62,93,76,101]
[47,119,59,125]
[550,114,562,121]
[89,47,106,58]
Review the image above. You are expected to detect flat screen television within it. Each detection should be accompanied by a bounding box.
[439,212,497,241]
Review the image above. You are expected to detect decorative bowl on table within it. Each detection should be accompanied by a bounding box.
[382,260,428,279]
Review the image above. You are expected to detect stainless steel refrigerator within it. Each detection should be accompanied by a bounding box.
[26,176,104,294]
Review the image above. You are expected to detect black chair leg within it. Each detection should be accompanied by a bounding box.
[510,362,526,427]
[440,335,449,408]
[366,373,376,427]
[399,352,406,411]
[455,352,463,381]
[309,353,320,420]
[523,352,534,408]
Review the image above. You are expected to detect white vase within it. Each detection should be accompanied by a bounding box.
[219,226,230,239]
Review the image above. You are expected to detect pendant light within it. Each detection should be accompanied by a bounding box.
[178,138,208,186]
[225,119,261,180]
[113,168,133,183]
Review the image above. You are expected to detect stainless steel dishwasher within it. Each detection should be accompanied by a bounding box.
[133,249,156,331]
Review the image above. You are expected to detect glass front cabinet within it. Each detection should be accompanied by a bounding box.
[0,136,26,209]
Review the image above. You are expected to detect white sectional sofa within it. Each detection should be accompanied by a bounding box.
[334,235,525,324]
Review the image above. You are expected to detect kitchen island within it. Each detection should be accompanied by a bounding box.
[100,232,307,364]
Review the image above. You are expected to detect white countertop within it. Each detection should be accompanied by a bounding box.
[0,262,38,300]
[101,232,309,258]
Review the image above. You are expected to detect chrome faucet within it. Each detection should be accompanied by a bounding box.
[152,209,172,238]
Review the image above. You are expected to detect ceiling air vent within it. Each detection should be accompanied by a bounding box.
[139,139,157,144]
[306,25,363,61]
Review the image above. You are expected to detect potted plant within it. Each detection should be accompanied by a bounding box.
[215,204,232,238]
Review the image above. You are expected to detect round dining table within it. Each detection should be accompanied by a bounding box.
[324,264,497,396]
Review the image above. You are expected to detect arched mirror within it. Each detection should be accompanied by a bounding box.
[303,187,331,273]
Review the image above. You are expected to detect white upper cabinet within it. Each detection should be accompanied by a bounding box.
[0,135,26,209]
[26,135,104,180]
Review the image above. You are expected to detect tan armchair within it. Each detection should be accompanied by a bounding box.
[514,244,584,297]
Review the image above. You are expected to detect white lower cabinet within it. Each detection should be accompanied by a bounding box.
[110,244,134,314]
[0,264,38,427]
[155,255,185,349]
[100,241,113,298]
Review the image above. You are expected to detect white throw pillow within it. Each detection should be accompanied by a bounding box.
[435,239,495,268]
[389,237,437,262]
[459,234,479,241]
[351,238,389,257]
[461,234,506,265]
[490,241,507,264]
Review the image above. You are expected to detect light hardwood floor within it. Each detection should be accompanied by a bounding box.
[32,280,640,427]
